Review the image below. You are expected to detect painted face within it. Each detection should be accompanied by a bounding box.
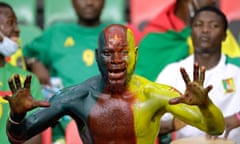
[0,6,19,42]
[72,0,104,22]
[191,11,226,54]
[96,24,137,92]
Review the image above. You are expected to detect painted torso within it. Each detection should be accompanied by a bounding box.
[89,92,136,143]
[22,75,180,144]
[82,75,174,144]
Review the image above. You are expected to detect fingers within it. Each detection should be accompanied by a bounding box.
[205,85,213,93]
[8,79,16,93]
[8,74,32,92]
[3,95,11,101]
[193,63,199,82]
[24,75,32,89]
[206,134,218,140]
[224,123,232,139]
[180,67,190,86]
[193,63,206,85]
[199,66,205,85]
[224,130,230,139]
[14,74,22,89]
[206,134,210,139]
[169,96,184,105]
[33,101,51,108]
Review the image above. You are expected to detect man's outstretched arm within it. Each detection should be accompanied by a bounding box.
[168,63,225,135]
[4,74,50,143]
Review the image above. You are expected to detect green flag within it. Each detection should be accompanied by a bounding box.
[135,27,191,81]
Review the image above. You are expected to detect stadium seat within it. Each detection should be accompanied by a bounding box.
[220,0,240,21]
[1,0,37,25]
[65,120,83,144]
[43,0,126,28]
[130,0,174,31]
[101,0,126,23]
[220,0,240,43]
[41,127,52,144]
[41,120,83,144]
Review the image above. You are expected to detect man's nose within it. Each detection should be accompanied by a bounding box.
[112,52,123,64]
[86,0,94,5]
[202,25,210,33]
[13,24,20,36]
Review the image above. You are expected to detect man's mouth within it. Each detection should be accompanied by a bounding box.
[108,68,126,80]
[199,36,210,42]
[10,36,19,43]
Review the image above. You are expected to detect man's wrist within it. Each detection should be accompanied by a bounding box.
[9,116,22,125]
[173,117,186,131]
[9,112,26,124]
[26,57,37,66]
[235,112,240,121]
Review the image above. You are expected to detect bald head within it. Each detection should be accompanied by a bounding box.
[96,24,137,88]
[98,24,136,56]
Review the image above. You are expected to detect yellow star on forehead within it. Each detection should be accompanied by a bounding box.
[114,34,119,40]
[109,34,121,45]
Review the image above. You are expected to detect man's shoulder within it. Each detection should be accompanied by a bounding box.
[48,22,75,28]
[5,63,32,75]
[50,75,101,103]
[226,55,240,67]
[5,63,39,81]
[44,22,77,33]
[63,75,102,91]
[162,56,190,70]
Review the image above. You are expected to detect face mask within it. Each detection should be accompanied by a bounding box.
[0,36,19,56]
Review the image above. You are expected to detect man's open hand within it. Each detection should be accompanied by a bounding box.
[169,63,212,106]
[3,74,50,115]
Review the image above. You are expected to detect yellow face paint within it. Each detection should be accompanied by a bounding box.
[126,28,137,78]
[114,34,119,40]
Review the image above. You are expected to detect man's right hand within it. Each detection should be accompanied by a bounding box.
[169,63,212,107]
[3,74,50,119]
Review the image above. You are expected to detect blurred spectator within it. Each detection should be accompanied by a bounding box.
[156,6,240,143]
[135,0,240,81]
[0,2,44,144]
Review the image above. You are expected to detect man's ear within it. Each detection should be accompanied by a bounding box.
[95,49,99,62]
[222,31,227,42]
[135,46,138,60]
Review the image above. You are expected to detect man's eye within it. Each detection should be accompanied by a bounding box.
[194,23,202,27]
[210,24,219,28]
[103,51,111,56]
[122,50,128,55]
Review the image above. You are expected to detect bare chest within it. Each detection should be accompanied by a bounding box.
[88,95,136,143]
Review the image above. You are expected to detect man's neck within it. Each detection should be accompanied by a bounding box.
[78,19,101,27]
[194,53,221,70]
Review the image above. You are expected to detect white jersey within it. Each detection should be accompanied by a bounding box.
[156,54,240,143]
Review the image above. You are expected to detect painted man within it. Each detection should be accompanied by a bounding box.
[4,24,224,144]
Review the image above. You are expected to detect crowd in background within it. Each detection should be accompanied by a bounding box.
[1,0,240,144]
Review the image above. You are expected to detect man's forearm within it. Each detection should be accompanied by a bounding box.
[7,118,27,144]
[199,100,225,135]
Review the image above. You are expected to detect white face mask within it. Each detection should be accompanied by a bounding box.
[0,36,19,56]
